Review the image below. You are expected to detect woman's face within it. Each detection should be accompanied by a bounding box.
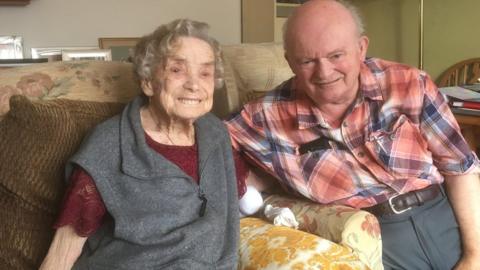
[143,37,216,123]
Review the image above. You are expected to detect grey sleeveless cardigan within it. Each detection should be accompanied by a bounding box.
[68,96,239,270]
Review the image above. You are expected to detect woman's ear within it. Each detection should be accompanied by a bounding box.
[141,80,154,97]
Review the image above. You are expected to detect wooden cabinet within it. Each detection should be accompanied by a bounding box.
[241,0,299,43]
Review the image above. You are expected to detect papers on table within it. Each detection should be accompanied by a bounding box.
[462,84,480,92]
[439,86,480,116]
[451,107,480,116]
[439,86,480,101]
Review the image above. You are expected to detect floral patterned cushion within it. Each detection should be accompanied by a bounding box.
[0,61,140,120]
[219,43,293,115]
[239,217,369,270]
[263,194,383,270]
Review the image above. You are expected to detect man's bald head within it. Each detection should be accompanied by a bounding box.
[283,0,365,52]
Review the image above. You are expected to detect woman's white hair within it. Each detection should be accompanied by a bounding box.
[132,19,224,89]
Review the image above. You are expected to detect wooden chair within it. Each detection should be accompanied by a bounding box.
[437,58,480,155]
[437,58,480,87]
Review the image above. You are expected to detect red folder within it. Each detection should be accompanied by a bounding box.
[451,101,480,110]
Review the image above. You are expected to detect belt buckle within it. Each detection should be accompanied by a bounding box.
[388,193,411,214]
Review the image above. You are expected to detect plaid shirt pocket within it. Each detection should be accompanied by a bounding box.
[365,115,433,179]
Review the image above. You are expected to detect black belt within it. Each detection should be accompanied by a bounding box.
[363,185,441,216]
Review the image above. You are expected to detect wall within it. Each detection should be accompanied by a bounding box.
[0,0,241,58]
[352,0,480,82]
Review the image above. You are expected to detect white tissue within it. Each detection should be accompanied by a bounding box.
[264,204,299,229]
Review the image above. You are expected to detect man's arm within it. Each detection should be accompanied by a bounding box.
[444,170,480,269]
[39,225,87,270]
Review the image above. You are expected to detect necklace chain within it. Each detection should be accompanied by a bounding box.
[147,105,193,145]
[164,130,176,145]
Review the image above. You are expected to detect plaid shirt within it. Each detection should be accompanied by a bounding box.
[226,58,479,208]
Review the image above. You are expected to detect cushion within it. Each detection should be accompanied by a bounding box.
[0,95,124,269]
[220,43,293,114]
[263,194,383,270]
[0,61,140,120]
[239,217,368,270]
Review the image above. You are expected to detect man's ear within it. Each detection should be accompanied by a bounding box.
[284,52,296,74]
[358,35,369,60]
[141,80,154,97]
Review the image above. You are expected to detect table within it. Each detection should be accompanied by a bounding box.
[454,113,480,154]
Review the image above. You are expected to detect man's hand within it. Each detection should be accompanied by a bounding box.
[454,253,480,270]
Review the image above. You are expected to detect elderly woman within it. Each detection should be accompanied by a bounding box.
[39,19,261,270]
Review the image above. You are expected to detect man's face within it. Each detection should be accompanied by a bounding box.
[143,37,216,122]
[285,16,368,107]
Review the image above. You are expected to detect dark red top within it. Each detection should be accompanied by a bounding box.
[54,132,248,237]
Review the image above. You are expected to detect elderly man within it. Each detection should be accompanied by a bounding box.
[226,0,480,269]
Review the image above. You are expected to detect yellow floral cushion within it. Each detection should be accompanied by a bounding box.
[239,217,369,270]
[0,61,140,119]
[264,194,383,270]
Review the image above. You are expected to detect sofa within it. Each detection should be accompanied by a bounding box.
[0,42,382,270]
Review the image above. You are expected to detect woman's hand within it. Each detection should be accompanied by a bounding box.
[39,225,87,270]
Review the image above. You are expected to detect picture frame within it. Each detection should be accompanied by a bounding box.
[98,37,140,62]
[0,36,23,59]
[0,58,47,68]
[61,49,112,61]
[0,0,30,6]
[31,46,98,62]
[276,0,303,17]
[276,0,307,3]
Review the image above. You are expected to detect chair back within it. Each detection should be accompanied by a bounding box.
[437,58,480,87]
